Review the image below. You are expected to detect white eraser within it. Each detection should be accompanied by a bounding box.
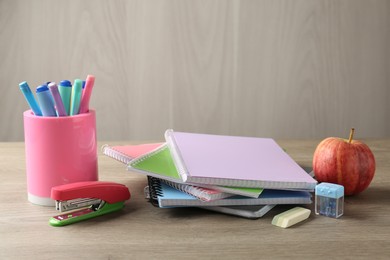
[272,207,311,228]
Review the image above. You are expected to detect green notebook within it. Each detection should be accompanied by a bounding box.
[128,144,263,198]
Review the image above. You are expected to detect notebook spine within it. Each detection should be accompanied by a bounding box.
[101,144,132,165]
[165,129,189,182]
[147,176,164,207]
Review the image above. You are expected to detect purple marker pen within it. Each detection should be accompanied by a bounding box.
[48,82,67,116]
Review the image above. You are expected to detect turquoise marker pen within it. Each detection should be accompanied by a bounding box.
[36,84,57,117]
[58,80,72,115]
[19,81,42,116]
[70,79,82,116]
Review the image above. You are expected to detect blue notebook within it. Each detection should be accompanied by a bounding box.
[149,178,312,208]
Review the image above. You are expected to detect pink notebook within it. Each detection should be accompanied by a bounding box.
[101,143,163,164]
[165,129,317,190]
[103,142,235,201]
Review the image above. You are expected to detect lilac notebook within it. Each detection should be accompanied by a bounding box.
[165,129,317,190]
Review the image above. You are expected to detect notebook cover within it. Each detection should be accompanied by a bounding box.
[102,143,163,164]
[160,179,233,201]
[165,129,317,189]
[156,182,312,208]
[129,144,263,198]
[200,204,276,219]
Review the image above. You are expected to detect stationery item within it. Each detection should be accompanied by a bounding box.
[49,181,130,226]
[129,144,264,198]
[79,75,95,114]
[48,82,67,116]
[23,109,98,206]
[70,79,82,115]
[201,204,276,219]
[147,177,312,208]
[58,80,72,115]
[19,81,42,116]
[35,84,57,117]
[160,179,233,202]
[103,143,223,201]
[272,207,311,228]
[144,177,274,218]
[102,143,163,164]
[315,182,344,218]
[165,129,317,189]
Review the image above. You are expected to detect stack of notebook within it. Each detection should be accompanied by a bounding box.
[103,129,317,218]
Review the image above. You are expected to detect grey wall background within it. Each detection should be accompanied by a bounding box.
[1,0,389,141]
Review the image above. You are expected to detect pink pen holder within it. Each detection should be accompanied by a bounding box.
[23,110,98,206]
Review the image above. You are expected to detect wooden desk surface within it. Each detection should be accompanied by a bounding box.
[1,140,389,259]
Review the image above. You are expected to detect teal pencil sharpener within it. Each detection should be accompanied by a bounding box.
[315,182,344,218]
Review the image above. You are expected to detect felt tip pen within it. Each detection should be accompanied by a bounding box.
[70,79,83,116]
[48,82,67,117]
[58,80,72,116]
[19,81,42,116]
[36,84,57,117]
[79,75,95,114]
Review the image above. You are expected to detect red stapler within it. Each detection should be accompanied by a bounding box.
[49,181,130,227]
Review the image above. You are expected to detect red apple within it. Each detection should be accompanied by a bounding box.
[313,128,375,195]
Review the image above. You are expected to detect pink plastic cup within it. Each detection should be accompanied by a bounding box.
[23,110,98,206]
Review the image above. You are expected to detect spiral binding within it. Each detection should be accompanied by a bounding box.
[160,179,226,202]
[147,176,164,207]
[101,144,132,164]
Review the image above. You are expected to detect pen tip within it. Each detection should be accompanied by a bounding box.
[48,82,57,88]
[36,84,49,92]
[59,80,72,87]
[86,75,95,81]
[74,79,83,88]
[19,81,29,89]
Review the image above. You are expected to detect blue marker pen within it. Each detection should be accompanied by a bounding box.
[19,81,42,116]
[36,84,57,117]
[70,79,83,116]
[58,80,72,116]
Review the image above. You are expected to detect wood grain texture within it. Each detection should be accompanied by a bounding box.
[0,140,389,259]
[0,0,389,141]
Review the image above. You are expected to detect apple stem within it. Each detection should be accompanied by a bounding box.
[348,128,355,143]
